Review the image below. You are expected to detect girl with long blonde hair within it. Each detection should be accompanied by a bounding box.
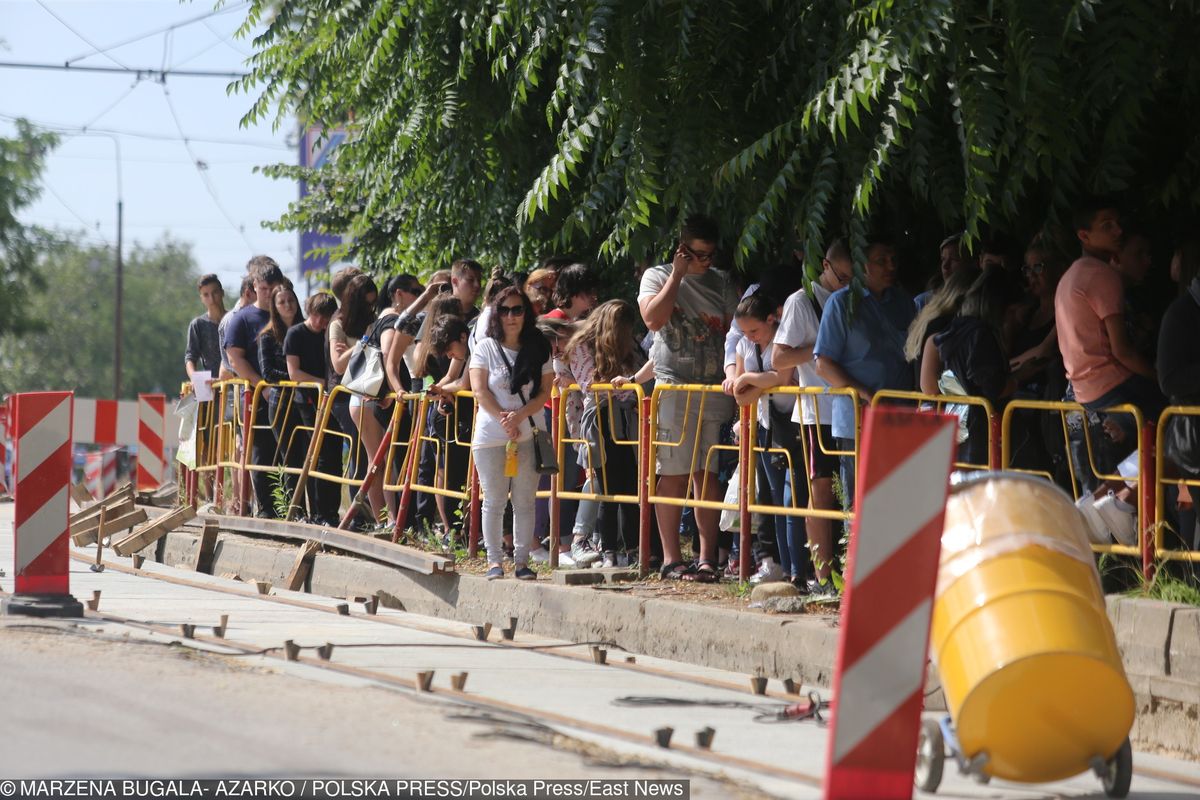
[562,300,654,567]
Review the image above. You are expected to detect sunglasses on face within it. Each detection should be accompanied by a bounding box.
[498,304,526,317]
[824,259,852,285]
[681,243,715,263]
[1022,262,1046,276]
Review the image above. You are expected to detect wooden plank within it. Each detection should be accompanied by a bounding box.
[202,514,454,575]
[70,490,134,526]
[71,508,149,546]
[70,482,95,508]
[113,505,196,557]
[193,519,219,574]
[285,540,320,591]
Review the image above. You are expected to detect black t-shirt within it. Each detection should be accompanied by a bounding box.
[284,322,327,381]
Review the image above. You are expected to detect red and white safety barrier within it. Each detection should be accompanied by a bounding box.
[824,407,956,799]
[72,396,179,449]
[136,393,166,491]
[0,398,10,497]
[84,447,119,500]
[3,391,83,617]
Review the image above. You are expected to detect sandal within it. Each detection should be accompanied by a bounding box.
[660,561,694,581]
[689,560,720,584]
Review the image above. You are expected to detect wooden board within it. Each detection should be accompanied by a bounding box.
[71,508,149,546]
[70,482,95,507]
[113,505,197,557]
[285,540,320,591]
[193,520,219,573]
[202,514,454,575]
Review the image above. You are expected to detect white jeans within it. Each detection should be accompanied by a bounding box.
[472,438,539,566]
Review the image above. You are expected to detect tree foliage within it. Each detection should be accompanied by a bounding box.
[234,0,1200,280]
[0,120,58,334]
[0,236,202,399]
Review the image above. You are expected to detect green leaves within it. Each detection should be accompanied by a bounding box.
[233,0,1200,283]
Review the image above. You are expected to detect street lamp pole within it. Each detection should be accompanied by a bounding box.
[94,133,125,400]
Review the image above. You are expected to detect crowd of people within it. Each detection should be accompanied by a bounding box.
[182,199,1200,589]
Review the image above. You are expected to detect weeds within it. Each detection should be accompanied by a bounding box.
[268,468,290,518]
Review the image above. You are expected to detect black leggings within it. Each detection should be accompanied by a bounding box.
[596,405,638,553]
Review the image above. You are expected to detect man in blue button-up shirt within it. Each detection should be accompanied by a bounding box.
[814,238,915,510]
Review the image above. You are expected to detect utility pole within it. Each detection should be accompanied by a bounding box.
[114,197,123,399]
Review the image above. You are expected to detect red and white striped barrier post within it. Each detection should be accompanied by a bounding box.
[0,397,10,498]
[824,406,956,799]
[2,391,83,617]
[136,393,166,492]
[84,447,119,500]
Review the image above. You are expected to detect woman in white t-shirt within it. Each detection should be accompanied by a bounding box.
[468,287,553,580]
[732,292,801,585]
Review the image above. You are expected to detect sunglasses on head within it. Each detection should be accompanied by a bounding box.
[498,303,526,317]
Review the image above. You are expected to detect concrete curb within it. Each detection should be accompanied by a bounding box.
[140,527,1198,757]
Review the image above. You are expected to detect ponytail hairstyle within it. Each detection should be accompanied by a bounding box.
[413,295,466,379]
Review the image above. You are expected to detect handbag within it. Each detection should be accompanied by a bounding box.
[1167,414,1200,478]
[341,319,387,397]
[496,342,559,475]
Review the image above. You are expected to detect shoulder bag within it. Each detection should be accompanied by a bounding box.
[496,343,559,475]
[342,318,387,398]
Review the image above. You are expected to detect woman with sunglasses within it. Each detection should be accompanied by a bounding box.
[468,286,554,580]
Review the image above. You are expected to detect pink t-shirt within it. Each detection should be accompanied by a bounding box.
[1054,255,1131,403]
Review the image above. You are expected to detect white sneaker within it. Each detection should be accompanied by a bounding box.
[1075,495,1111,544]
[529,547,551,564]
[569,539,601,567]
[601,551,617,569]
[749,558,785,585]
[557,551,577,568]
[1095,493,1138,547]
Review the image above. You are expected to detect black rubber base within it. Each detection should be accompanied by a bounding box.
[1,593,85,618]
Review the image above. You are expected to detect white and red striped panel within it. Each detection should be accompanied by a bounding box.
[0,398,9,496]
[12,392,74,595]
[72,396,179,449]
[84,447,119,500]
[136,393,166,490]
[824,406,956,800]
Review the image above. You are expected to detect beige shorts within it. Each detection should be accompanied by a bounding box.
[653,387,734,476]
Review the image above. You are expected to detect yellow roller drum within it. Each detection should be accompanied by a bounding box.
[930,473,1134,783]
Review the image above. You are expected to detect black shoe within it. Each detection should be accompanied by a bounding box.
[486,565,504,581]
[514,566,537,581]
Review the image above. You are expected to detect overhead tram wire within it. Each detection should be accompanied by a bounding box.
[63,1,250,66]
[0,61,249,80]
[42,181,104,239]
[79,79,145,131]
[159,83,258,253]
[36,0,131,70]
[0,112,290,150]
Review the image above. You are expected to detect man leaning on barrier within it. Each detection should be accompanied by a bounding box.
[638,214,740,582]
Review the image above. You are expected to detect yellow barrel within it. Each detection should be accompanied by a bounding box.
[931,473,1134,783]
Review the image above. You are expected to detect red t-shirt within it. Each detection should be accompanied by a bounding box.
[1054,255,1131,403]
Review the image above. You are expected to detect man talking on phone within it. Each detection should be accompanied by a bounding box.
[638,214,740,582]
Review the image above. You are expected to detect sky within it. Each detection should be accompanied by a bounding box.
[2,0,302,293]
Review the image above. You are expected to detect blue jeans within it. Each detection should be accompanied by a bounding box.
[756,427,797,576]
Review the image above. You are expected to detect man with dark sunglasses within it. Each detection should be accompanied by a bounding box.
[638,214,740,582]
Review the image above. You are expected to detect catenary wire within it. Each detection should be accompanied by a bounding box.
[0,111,290,150]
[64,1,250,66]
[36,0,131,70]
[159,83,258,253]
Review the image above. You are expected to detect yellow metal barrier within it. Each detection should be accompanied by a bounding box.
[1155,406,1200,563]
[388,389,475,503]
[745,385,859,522]
[302,384,382,489]
[1002,399,1147,561]
[647,383,742,513]
[242,380,327,480]
[871,389,998,470]
[555,383,645,505]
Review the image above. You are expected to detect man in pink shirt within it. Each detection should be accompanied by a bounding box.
[1056,199,1164,544]
[1055,201,1162,425]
